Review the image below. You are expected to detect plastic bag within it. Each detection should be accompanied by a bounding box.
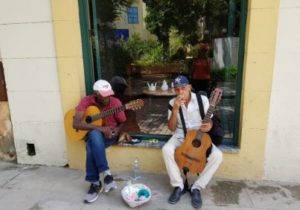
[121,182,151,208]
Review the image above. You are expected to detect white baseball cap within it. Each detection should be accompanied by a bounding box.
[93,80,114,97]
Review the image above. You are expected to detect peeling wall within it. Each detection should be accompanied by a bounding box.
[0,102,15,161]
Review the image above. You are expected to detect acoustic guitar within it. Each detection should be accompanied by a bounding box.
[175,88,223,173]
[64,99,144,141]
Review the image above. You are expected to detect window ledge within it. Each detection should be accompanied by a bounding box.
[219,145,240,153]
[117,134,170,148]
[117,140,165,149]
[117,141,240,154]
[116,134,240,153]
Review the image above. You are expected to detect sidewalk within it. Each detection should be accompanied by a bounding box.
[0,160,300,210]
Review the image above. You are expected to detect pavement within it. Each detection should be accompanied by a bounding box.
[0,160,300,210]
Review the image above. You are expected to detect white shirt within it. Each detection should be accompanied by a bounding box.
[168,92,210,140]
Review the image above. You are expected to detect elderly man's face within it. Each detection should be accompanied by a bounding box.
[175,84,191,101]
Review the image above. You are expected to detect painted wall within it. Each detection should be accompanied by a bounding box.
[265,0,300,182]
[50,0,86,168]
[114,1,155,40]
[0,0,67,165]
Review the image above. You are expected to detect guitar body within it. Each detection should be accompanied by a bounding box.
[175,130,212,173]
[64,106,103,141]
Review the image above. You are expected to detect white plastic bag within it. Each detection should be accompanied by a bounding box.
[121,182,151,208]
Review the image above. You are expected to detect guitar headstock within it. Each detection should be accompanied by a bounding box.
[209,88,223,107]
[125,99,145,111]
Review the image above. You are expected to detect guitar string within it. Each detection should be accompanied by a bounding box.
[91,105,125,121]
[89,100,141,122]
[196,105,215,140]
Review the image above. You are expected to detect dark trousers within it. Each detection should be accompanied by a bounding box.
[85,130,117,182]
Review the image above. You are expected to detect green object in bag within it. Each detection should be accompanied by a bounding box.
[138,188,150,198]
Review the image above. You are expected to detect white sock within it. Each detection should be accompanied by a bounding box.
[102,170,111,177]
[92,181,99,186]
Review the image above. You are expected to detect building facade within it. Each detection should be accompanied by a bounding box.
[0,0,299,183]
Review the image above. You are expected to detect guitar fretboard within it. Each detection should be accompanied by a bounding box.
[203,105,215,123]
[195,105,215,140]
[90,105,125,121]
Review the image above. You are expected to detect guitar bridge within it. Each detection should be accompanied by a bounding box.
[181,152,200,162]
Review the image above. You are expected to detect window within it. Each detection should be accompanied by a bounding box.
[78,0,248,146]
[127,7,139,24]
[114,29,129,41]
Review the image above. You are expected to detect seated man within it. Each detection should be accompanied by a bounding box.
[73,79,127,203]
[110,76,141,134]
[162,75,223,209]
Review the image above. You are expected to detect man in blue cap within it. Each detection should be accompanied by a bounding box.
[162,75,223,209]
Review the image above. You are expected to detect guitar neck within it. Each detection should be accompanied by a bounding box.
[91,105,125,121]
[202,105,215,123]
[195,106,215,140]
[195,105,214,140]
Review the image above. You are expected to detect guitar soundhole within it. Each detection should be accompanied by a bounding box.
[192,139,201,148]
[85,116,92,123]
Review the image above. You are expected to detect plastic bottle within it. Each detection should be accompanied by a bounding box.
[132,159,140,180]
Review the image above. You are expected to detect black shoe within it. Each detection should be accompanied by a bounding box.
[83,181,103,203]
[104,175,117,192]
[191,189,202,209]
[168,187,183,204]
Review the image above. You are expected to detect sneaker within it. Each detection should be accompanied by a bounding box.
[104,175,117,192]
[83,182,103,203]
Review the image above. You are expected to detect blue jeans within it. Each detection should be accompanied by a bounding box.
[85,130,118,182]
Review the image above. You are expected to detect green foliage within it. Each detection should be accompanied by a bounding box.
[120,33,164,66]
[144,0,206,56]
[111,44,132,77]
[143,0,241,56]
[136,45,164,66]
[96,0,133,24]
[205,0,229,38]
[169,28,185,59]
[226,65,238,80]
[212,65,237,81]
[120,33,144,61]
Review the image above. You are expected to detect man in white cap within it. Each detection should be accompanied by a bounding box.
[162,75,223,209]
[73,79,127,203]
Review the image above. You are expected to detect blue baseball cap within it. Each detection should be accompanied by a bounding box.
[174,75,190,88]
